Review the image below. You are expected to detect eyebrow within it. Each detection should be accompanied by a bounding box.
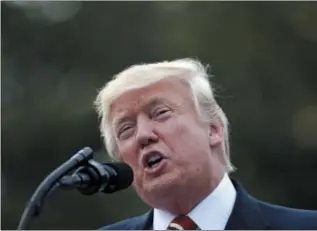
[112,97,170,129]
[143,97,169,111]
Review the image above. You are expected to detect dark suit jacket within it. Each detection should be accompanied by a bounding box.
[98,179,317,230]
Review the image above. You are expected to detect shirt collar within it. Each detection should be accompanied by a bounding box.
[153,173,237,230]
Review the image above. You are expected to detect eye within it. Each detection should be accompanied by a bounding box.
[153,108,171,118]
[117,124,135,138]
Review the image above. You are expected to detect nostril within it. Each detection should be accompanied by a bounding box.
[141,143,146,150]
[139,137,158,149]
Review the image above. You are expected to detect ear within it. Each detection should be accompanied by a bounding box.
[208,121,224,147]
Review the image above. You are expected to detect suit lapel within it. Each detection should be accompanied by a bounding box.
[225,179,270,230]
[129,210,153,230]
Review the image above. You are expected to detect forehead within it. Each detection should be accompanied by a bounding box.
[109,78,192,120]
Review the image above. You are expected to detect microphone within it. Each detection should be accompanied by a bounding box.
[59,160,133,195]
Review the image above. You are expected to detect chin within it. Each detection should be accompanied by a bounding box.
[141,179,187,211]
[144,171,184,197]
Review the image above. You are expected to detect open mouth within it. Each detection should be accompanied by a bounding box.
[144,151,164,169]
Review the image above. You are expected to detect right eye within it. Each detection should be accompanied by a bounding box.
[118,124,134,138]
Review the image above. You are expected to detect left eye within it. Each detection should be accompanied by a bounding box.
[154,109,169,117]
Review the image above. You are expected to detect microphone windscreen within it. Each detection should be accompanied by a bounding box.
[102,162,134,193]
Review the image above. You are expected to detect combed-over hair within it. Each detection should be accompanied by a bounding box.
[94,58,235,172]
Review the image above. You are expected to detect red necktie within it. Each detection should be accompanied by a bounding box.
[167,215,200,230]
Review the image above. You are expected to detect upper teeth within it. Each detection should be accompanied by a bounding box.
[148,154,161,164]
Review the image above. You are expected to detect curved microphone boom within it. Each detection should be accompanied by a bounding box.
[59,161,134,195]
[17,147,134,230]
[17,147,94,230]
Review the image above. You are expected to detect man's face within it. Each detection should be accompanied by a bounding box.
[109,78,224,209]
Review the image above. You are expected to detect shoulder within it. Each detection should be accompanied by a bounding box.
[97,217,140,230]
[230,178,317,230]
[97,211,153,230]
[257,200,317,229]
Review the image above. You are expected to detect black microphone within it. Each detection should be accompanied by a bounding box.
[59,160,133,195]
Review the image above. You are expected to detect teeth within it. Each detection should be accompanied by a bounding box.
[149,155,161,163]
[146,153,163,168]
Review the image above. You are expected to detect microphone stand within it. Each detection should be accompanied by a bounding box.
[17,147,94,230]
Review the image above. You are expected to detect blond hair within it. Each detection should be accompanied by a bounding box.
[94,58,235,172]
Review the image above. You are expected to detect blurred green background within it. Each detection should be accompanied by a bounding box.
[2,1,317,230]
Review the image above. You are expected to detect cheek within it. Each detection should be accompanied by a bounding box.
[157,119,190,154]
[117,141,139,169]
[164,119,209,157]
[117,141,144,183]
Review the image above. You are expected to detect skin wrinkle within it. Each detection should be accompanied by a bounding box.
[109,78,226,215]
[114,98,178,140]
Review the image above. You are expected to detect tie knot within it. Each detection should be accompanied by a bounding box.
[167,215,200,230]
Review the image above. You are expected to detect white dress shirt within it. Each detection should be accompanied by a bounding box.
[153,173,237,230]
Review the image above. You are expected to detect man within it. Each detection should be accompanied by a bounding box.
[94,59,317,230]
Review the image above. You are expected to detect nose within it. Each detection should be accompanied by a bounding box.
[135,115,158,149]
